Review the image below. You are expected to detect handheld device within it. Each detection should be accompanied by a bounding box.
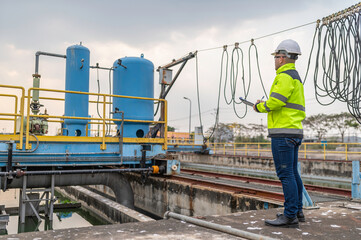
[239,97,254,106]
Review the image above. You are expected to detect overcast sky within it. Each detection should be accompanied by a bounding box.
[0,0,358,134]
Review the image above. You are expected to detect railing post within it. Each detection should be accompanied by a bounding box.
[100,95,106,150]
[13,95,18,135]
[345,143,348,161]
[258,143,260,157]
[245,143,248,156]
[323,143,326,160]
[304,144,307,159]
[233,143,236,155]
[223,143,225,155]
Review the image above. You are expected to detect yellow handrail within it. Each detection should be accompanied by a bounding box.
[23,87,168,150]
[0,85,25,148]
[206,141,360,161]
[0,85,167,150]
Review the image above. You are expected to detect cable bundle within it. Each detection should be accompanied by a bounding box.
[307,3,361,123]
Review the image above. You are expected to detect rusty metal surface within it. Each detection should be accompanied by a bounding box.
[171,174,285,203]
[181,169,352,198]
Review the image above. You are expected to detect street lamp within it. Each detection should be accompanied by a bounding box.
[183,97,191,141]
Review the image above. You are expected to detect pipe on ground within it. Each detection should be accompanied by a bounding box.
[164,211,277,240]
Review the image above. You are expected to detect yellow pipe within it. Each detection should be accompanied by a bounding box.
[345,143,348,161]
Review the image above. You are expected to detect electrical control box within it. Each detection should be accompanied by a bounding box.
[159,68,172,85]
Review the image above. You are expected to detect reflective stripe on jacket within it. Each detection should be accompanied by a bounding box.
[256,63,305,138]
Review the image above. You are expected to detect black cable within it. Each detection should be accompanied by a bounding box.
[311,10,361,124]
[207,47,228,141]
[248,41,268,99]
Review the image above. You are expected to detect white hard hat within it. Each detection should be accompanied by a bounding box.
[272,39,302,57]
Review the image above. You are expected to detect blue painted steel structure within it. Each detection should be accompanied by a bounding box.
[112,55,154,138]
[352,160,361,200]
[0,142,161,167]
[0,45,180,176]
[64,44,90,137]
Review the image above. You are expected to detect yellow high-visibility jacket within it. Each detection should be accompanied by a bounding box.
[255,63,305,138]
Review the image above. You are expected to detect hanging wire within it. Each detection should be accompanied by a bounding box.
[248,39,269,100]
[309,4,361,123]
[206,46,228,141]
[197,21,317,53]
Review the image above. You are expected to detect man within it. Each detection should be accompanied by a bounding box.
[253,39,306,228]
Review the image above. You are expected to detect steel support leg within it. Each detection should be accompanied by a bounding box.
[49,174,55,221]
[20,176,27,224]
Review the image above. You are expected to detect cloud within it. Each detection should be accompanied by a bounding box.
[0,0,356,133]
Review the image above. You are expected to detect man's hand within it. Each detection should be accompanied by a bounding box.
[253,100,264,112]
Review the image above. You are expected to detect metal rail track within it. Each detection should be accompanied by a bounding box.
[181,169,351,198]
[170,174,285,204]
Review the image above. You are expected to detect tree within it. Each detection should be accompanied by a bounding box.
[303,114,330,142]
[206,123,234,142]
[167,126,176,132]
[329,112,357,142]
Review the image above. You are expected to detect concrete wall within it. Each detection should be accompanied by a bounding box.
[57,186,154,224]
[87,173,280,218]
[177,153,354,178]
[124,173,280,218]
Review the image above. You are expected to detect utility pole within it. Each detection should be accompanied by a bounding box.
[183,97,192,141]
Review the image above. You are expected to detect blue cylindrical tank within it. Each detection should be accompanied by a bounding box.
[112,55,154,138]
[64,44,90,136]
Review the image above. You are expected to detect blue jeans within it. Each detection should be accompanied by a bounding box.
[271,137,303,218]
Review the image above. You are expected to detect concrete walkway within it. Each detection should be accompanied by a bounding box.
[2,200,360,240]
